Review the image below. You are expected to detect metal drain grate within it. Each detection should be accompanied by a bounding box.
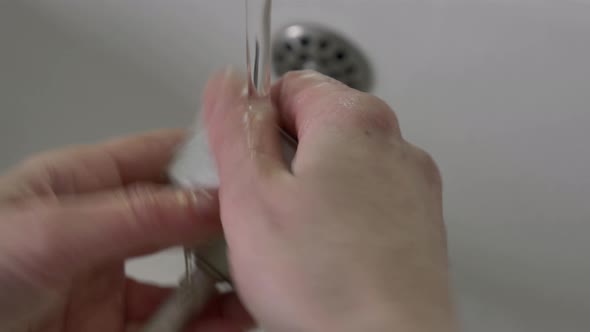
[272,24,373,92]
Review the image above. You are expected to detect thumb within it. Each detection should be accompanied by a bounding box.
[203,67,287,191]
[1,186,221,282]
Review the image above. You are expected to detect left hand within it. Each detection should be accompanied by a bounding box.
[0,129,252,332]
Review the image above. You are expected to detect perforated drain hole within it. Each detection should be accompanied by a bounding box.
[272,24,373,92]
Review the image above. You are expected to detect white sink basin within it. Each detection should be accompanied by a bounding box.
[2,1,589,331]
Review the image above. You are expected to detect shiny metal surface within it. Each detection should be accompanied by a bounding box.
[273,23,373,91]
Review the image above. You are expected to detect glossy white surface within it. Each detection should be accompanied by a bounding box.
[2,1,589,331]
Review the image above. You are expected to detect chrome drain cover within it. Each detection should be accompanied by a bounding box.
[272,24,373,92]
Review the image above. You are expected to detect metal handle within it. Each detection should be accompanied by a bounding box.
[141,268,217,332]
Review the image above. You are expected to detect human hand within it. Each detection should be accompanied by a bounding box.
[203,69,456,332]
[0,130,252,332]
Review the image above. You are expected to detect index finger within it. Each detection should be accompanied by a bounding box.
[0,129,185,201]
[271,70,401,144]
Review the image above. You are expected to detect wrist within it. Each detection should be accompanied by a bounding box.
[304,289,457,332]
[310,307,456,332]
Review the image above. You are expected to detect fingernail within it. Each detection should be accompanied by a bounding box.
[175,190,197,207]
[296,71,346,92]
[196,188,213,200]
[210,66,247,110]
[299,70,339,83]
[223,65,238,81]
[173,189,220,228]
[174,188,214,208]
[299,70,326,80]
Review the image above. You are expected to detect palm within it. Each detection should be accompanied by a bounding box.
[30,264,169,332]
[33,265,119,332]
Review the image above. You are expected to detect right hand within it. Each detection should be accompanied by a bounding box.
[203,69,456,332]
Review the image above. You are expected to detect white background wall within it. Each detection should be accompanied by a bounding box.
[1,1,589,331]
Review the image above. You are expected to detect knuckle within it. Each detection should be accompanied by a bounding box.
[283,69,305,81]
[16,146,87,195]
[17,154,65,193]
[125,132,173,153]
[282,70,311,89]
[283,69,327,82]
[19,152,52,171]
[285,69,341,85]
[121,185,165,232]
[412,147,442,186]
[283,70,346,102]
[332,91,400,132]
[19,145,82,169]
[285,71,341,102]
[281,70,400,136]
